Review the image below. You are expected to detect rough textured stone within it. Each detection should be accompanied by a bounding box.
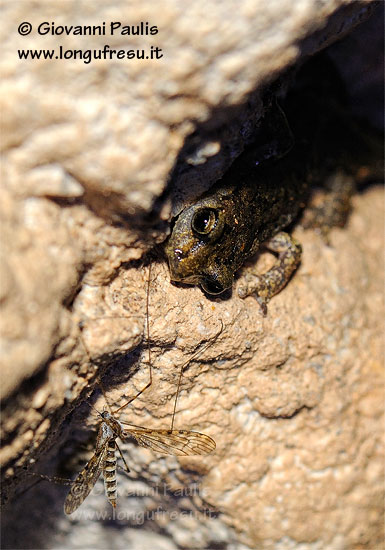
[2,187,384,549]
[0,1,383,549]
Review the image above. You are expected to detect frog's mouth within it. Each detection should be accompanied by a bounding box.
[200,276,226,295]
[168,269,228,295]
[173,273,201,285]
[167,249,232,294]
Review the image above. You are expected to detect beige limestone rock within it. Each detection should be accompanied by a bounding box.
[0,1,383,549]
[2,187,384,549]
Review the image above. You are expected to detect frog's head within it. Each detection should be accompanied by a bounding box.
[165,201,235,295]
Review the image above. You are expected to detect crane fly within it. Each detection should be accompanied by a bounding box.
[64,409,215,515]
[64,263,217,515]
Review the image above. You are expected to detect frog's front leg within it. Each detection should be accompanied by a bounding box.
[237,232,302,315]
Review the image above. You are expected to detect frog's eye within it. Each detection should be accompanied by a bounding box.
[191,208,218,236]
[201,277,225,295]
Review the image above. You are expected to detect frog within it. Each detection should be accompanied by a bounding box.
[164,55,382,313]
[164,136,306,314]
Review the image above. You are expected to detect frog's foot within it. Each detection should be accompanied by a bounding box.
[237,231,302,315]
[301,170,355,243]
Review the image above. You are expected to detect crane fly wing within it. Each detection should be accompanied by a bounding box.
[64,446,107,515]
[121,427,216,456]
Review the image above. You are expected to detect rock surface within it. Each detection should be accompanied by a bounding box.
[1,1,383,549]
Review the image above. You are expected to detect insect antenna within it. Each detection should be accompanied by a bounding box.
[76,262,154,416]
[170,319,224,430]
[82,399,107,419]
[113,262,153,414]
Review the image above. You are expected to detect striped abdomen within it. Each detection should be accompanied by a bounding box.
[103,439,117,508]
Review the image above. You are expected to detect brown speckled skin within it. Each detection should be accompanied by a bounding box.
[165,152,308,295]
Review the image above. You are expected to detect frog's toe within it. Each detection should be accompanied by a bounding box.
[237,272,260,298]
[237,282,269,315]
[237,284,249,299]
[256,296,268,316]
[237,275,269,315]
